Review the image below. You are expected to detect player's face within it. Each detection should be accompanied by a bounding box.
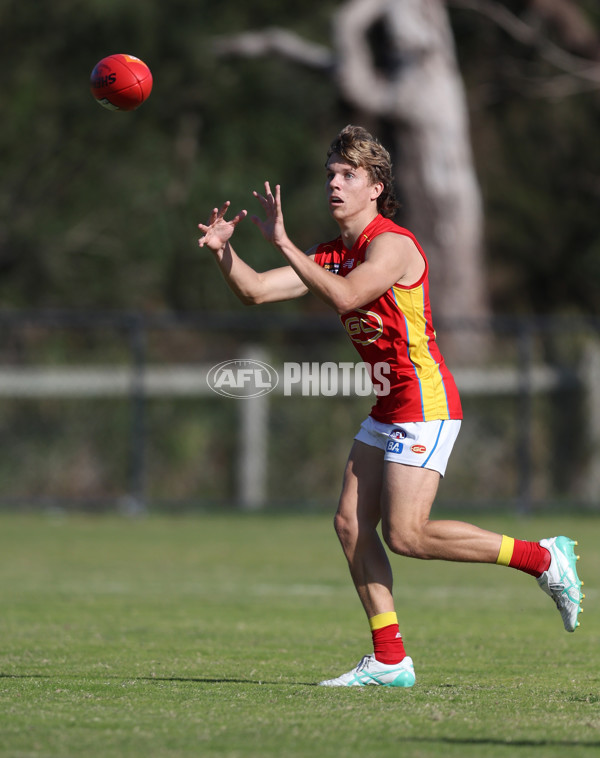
[325,154,382,222]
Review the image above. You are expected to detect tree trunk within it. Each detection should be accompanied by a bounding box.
[334,0,489,360]
[214,0,491,360]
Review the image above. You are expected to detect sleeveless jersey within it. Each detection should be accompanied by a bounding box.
[313,214,462,423]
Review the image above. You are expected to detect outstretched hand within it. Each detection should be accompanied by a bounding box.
[251,182,288,248]
[198,202,247,251]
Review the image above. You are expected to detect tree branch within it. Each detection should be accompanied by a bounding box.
[448,0,600,89]
[529,0,600,58]
[213,27,335,71]
[332,0,395,113]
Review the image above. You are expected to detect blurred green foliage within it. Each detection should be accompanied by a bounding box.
[451,0,600,314]
[1,0,600,315]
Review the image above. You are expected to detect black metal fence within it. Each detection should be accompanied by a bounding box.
[0,309,598,513]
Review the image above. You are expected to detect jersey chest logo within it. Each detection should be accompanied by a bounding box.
[343,309,383,346]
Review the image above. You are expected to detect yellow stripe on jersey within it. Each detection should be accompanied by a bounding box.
[392,284,450,421]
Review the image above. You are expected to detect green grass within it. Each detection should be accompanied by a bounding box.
[0,511,598,758]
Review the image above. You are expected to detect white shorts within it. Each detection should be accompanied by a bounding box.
[354,416,461,477]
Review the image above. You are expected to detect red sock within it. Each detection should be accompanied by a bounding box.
[371,623,406,665]
[498,536,550,578]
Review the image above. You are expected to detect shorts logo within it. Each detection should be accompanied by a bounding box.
[386,440,403,454]
[386,429,405,455]
[411,444,427,454]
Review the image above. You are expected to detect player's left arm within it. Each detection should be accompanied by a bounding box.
[254,182,424,315]
[278,232,424,315]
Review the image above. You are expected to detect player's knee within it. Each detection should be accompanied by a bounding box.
[383,523,427,559]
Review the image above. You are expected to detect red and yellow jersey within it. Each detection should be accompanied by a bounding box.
[313,215,462,423]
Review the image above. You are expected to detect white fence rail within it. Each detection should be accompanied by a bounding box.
[0,348,598,510]
[0,311,598,511]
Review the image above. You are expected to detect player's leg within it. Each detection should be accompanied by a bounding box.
[380,462,503,562]
[318,440,415,687]
[332,439,391,619]
[381,458,584,631]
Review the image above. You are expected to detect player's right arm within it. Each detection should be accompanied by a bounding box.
[212,242,312,305]
[198,201,311,305]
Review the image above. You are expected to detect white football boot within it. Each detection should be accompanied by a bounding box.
[537,536,584,632]
[318,654,415,687]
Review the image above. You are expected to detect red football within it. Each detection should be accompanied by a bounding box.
[90,54,153,111]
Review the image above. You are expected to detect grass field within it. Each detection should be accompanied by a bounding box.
[0,510,598,758]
